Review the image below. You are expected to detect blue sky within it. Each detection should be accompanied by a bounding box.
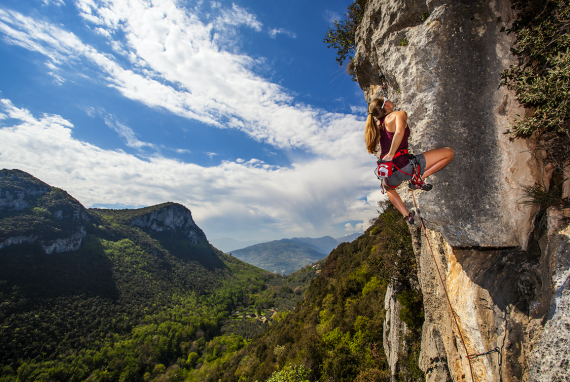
[0,0,385,243]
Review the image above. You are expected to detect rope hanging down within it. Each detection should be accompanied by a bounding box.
[409,190,476,382]
[410,191,506,381]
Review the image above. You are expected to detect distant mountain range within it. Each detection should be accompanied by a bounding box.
[229,232,363,274]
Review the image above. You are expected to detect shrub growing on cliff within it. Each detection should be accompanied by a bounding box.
[502,0,570,208]
[323,0,368,68]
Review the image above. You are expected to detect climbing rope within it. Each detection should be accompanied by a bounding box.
[409,190,476,382]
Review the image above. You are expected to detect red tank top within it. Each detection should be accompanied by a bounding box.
[379,125,410,169]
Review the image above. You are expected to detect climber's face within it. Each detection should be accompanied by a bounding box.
[383,99,395,113]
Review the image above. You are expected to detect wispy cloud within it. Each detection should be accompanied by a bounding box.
[268,28,296,39]
[102,115,155,150]
[324,10,341,24]
[205,152,217,159]
[215,4,262,31]
[350,105,367,115]
[0,4,367,160]
[43,0,66,6]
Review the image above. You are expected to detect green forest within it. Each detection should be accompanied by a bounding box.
[0,170,322,382]
[204,206,424,382]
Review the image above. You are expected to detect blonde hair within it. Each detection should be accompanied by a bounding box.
[364,97,388,154]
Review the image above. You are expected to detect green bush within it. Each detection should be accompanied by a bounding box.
[501,0,570,137]
[501,0,570,208]
[265,364,311,382]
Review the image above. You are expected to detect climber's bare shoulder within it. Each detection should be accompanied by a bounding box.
[384,110,407,131]
[385,110,407,121]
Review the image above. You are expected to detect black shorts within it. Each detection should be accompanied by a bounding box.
[385,153,426,188]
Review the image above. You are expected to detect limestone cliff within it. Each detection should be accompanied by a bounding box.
[0,169,88,254]
[353,1,570,381]
[129,204,202,244]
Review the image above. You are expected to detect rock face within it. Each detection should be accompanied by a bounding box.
[529,208,570,381]
[383,282,409,378]
[0,169,88,254]
[0,170,50,211]
[130,204,203,244]
[354,0,537,248]
[354,1,570,381]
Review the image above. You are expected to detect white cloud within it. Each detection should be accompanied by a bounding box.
[175,148,191,154]
[48,71,65,84]
[215,4,262,32]
[43,0,66,6]
[351,105,367,115]
[205,152,217,159]
[345,222,365,232]
[0,99,380,240]
[102,114,155,149]
[324,10,341,24]
[268,28,296,39]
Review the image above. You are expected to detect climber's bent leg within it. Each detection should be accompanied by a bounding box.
[385,187,409,217]
[422,147,454,178]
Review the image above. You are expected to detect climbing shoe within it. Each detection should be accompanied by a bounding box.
[408,180,433,191]
[405,211,415,224]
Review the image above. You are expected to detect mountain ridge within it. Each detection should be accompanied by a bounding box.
[228,233,363,274]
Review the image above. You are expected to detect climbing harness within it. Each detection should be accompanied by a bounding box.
[410,191,505,382]
[374,149,425,193]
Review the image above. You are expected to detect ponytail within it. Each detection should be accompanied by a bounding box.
[364,98,388,154]
[365,114,378,154]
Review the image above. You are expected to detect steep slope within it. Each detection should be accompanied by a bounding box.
[0,169,276,381]
[231,239,328,274]
[206,206,424,382]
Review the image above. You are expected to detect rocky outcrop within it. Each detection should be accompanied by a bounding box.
[130,204,202,244]
[354,1,570,380]
[529,208,570,381]
[0,169,88,254]
[0,170,50,211]
[383,282,408,379]
[0,229,86,254]
[40,226,87,254]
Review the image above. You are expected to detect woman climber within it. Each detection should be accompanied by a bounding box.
[365,97,454,224]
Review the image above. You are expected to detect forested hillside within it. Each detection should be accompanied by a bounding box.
[206,206,424,382]
[0,170,320,381]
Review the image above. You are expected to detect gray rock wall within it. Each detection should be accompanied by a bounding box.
[354,1,570,381]
[354,0,538,248]
[530,208,570,381]
[383,282,409,379]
